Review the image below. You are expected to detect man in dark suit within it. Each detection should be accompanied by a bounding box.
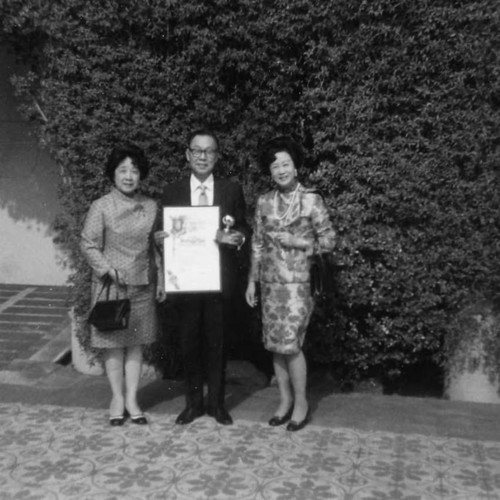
[161,129,248,425]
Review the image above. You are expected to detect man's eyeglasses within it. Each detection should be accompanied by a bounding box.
[189,148,218,159]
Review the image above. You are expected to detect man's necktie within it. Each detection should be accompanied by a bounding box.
[198,184,208,206]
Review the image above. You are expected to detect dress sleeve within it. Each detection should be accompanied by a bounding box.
[249,196,264,282]
[311,194,336,254]
[80,199,113,278]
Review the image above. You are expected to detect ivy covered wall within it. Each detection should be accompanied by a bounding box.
[1,0,499,381]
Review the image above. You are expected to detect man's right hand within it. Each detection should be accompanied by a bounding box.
[215,229,245,247]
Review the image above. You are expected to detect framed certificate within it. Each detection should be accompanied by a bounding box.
[163,206,221,292]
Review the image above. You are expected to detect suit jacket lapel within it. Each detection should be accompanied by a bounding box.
[213,179,222,206]
[175,179,191,205]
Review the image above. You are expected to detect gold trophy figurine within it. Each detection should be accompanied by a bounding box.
[222,215,235,233]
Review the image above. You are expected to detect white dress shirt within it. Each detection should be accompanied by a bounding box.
[190,173,214,206]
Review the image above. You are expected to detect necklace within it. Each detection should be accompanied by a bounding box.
[273,183,300,225]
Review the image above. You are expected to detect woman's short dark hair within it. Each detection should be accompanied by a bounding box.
[259,135,303,175]
[105,143,149,181]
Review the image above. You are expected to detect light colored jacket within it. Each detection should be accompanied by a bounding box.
[81,187,161,285]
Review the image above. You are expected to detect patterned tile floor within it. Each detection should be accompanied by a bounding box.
[0,402,499,500]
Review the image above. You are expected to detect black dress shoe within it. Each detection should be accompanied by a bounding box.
[109,415,126,426]
[286,408,311,432]
[268,405,294,427]
[207,407,233,425]
[175,407,204,425]
[130,414,148,425]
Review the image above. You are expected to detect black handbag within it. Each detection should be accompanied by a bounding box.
[310,252,336,299]
[298,188,335,299]
[88,272,131,331]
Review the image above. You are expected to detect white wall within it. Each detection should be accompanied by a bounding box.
[0,46,70,285]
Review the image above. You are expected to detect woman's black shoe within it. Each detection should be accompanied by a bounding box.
[268,405,294,426]
[130,414,148,425]
[286,408,311,432]
[109,415,126,426]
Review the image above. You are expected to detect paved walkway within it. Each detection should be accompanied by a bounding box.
[0,284,499,499]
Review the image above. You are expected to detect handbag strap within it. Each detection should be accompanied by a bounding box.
[95,276,111,302]
[95,269,127,301]
[314,258,324,296]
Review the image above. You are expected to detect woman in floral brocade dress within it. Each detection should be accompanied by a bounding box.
[245,136,336,431]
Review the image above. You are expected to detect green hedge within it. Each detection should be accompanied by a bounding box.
[1,0,499,381]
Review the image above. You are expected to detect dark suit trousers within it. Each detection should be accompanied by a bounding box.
[178,293,226,411]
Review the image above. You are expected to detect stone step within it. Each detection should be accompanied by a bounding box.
[2,306,69,315]
[0,285,71,370]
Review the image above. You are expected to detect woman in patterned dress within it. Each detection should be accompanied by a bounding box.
[81,143,165,426]
[245,136,336,431]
